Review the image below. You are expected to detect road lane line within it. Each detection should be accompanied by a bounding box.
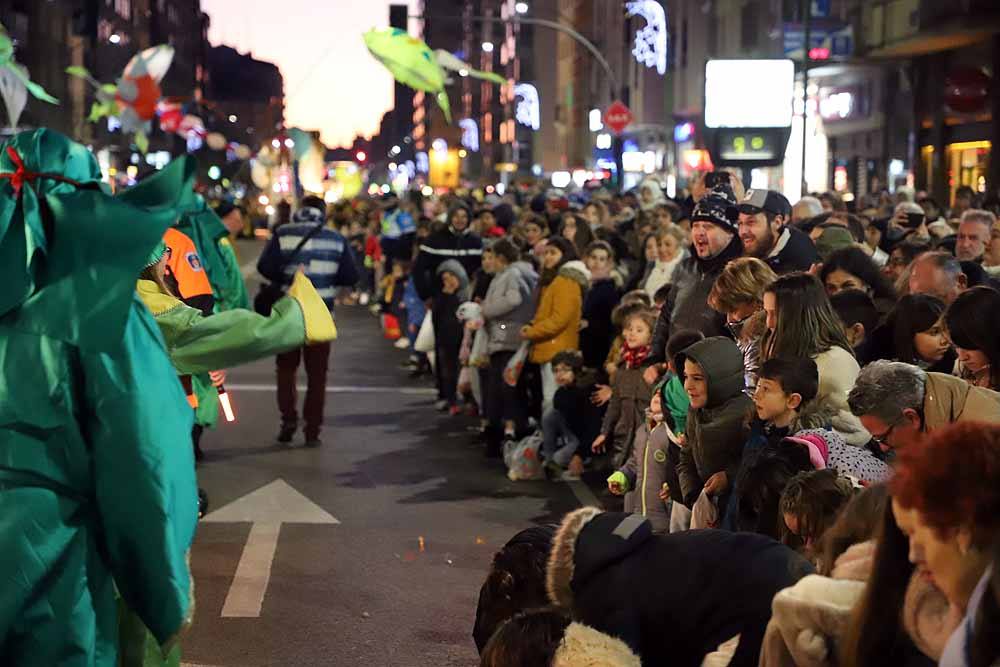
[566,479,601,508]
[220,521,281,618]
[239,258,257,279]
[226,383,436,395]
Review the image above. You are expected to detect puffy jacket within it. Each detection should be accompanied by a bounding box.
[812,346,870,446]
[648,235,743,366]
[481,261,539,354]
[523,262,589,364]
[547,509,813,667]
[677,337,753,507]
[620,422,672,534]
[601,364,655,469]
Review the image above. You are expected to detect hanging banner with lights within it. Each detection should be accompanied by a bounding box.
[625,1,668,75]
[459,118,480,152]
[514,83,540,131]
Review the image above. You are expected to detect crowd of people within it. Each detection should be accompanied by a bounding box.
[321,173,1000,666]
[5,118,1000,667]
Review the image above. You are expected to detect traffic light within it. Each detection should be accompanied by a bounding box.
[356,151,366,162]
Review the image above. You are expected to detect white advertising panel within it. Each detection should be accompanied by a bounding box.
[705,59,795,128]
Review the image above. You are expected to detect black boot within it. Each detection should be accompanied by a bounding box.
[192,424,205,463]
[198,488,209,519]
[484,425,504,459]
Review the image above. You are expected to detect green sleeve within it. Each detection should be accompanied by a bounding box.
[155,297,307,375]
[193,372,220,428]
[216,238,250,312]
[82,298,198,645]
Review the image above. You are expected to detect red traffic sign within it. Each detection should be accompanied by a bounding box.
[604,101,633,135]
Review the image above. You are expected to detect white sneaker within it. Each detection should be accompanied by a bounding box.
[434,399,449,411]
[394,338,411,349]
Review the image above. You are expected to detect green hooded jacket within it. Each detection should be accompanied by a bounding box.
[0,129,199,666]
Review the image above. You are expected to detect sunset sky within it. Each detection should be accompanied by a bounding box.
[200,0,416,148]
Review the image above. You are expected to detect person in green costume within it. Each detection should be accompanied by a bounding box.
[172,191,250,458]
[136,242,337,375]
[120,231,335,667]
[0,128,200,667]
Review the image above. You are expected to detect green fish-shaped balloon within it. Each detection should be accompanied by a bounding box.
[363,27,506,124]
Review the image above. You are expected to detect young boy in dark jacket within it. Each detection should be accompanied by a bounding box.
[676,336,752,526]
[542,350,603,480]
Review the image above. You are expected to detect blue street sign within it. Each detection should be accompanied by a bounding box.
[783,23,854,60]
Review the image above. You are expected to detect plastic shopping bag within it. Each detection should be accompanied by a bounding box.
[503,430,545,481]
[414,312,435,353]
[503,341,530,387]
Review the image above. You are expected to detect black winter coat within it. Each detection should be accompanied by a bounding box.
[413,227,483,300]
[553,382,604,454]
[648,235,742,366]
[764,226,819,275]
[580,278,620,370]
[547,510,813,667]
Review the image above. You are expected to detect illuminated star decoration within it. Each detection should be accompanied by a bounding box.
[626,0,668,75]
[459,118,479,152]
[513,83,540,131]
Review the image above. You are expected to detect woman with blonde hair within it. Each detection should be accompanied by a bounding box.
[708,257,777,391]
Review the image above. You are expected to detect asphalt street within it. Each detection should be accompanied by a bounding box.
[179,245,597,666]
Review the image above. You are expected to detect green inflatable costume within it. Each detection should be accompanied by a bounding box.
[0,129,199,666]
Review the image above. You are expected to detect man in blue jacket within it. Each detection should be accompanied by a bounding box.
[258,195,359,447]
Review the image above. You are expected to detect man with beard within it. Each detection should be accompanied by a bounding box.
[644,189,744,382]
[737,189,818,274]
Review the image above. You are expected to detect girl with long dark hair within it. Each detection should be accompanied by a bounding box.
[820,246,897,314]
[886,294,957,373]
[762,273,868,442]
[521,236,590,413]
[945,286,1000,391]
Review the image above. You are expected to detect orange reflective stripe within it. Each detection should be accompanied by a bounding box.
[163,228,212,299]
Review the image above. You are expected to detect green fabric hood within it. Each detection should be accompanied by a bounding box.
[0,128,196,350]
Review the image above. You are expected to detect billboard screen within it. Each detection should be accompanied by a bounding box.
[704,59,795,129]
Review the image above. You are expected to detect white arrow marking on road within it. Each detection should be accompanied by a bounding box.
[202,478,339,618]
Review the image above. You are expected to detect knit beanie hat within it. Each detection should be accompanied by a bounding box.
[292,206,325,224]
[691,192,738,234]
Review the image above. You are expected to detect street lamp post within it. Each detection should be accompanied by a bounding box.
[412,12,626,191]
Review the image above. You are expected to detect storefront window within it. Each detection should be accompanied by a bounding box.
[947,141,990,200]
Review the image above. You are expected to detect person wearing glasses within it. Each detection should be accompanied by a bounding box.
[847,360,1000,454]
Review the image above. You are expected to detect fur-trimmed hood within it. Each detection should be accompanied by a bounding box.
[547,508,653,609]
[559,260,592,292]
[547,507,602,609]
[553,622,642,667]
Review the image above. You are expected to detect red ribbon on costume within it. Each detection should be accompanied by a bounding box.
[0,145,89,197]
[0,146,38,196]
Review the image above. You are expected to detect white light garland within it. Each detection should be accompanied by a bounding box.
[513,83,540,131]
[459,118,480,152]
[626,0,668,75]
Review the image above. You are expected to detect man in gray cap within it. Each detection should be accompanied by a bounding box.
[738,189,818,274]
